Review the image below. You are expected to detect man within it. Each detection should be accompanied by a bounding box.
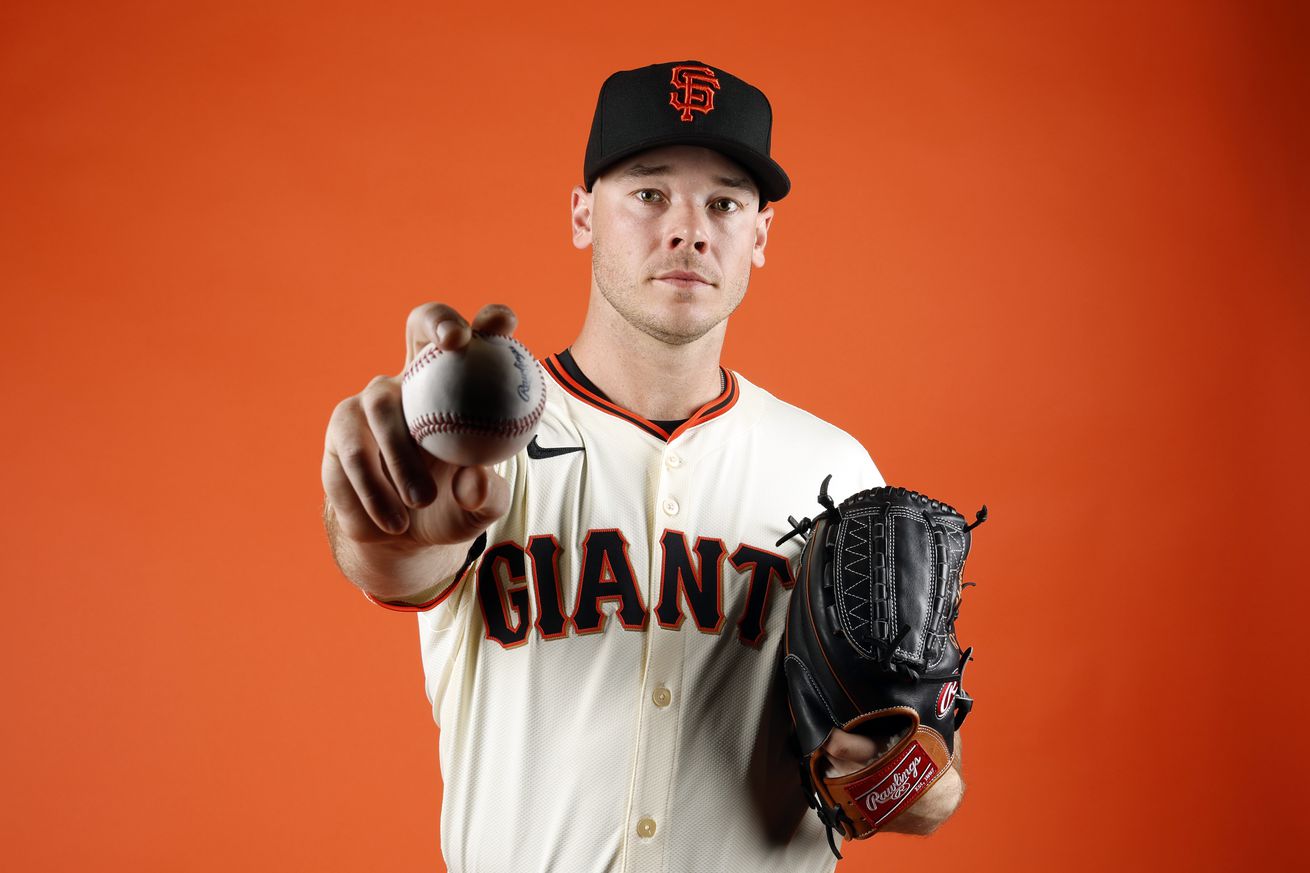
[322,60,963,872]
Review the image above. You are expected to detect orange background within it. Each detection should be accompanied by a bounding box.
[2,1,1306,870]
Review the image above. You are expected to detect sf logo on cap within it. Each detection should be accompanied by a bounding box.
[669,65,720,121]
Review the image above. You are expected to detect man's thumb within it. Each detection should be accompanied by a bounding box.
[451,465,509,527]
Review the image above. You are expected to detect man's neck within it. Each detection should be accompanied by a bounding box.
[569,299,728,422]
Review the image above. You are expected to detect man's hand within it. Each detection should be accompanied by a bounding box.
[321,303,518,602]
[820,727,900,779]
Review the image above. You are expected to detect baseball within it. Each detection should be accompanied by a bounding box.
[401,332,546,466]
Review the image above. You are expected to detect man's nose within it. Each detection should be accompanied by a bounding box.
[665,202,709,254]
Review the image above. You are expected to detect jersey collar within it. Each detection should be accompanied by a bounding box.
[544,348,739,442]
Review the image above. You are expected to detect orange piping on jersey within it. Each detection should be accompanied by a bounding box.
[667,369,739,440]
[543,356,665,438]
[543,354,740,442]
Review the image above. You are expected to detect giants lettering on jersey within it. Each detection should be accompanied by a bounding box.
[474,528,794,648]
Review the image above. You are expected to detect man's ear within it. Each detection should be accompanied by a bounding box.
[752,204,774,268]
[571,185,593,250]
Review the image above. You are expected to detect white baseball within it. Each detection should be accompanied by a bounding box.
[401,332,546,466]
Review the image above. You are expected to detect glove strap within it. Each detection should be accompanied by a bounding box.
[812,724,954,841]
[799,744,853,860]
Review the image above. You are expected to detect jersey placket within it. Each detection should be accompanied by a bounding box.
[621,439,693,872]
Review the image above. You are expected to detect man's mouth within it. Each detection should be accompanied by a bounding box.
[654,271,713,287]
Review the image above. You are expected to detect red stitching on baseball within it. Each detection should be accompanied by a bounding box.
[402,331,530,385]
[408,372,546,442]
[410,407,539,441]
[402,345,443,385]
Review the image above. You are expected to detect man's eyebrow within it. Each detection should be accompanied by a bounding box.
[617,165,757,195]
[617,164,670,179]
[716,176,756,194]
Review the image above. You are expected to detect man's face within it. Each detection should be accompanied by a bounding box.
[571,145,774,346]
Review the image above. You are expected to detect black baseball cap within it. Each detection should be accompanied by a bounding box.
[583,60,791,204]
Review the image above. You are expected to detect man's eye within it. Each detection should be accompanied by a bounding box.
[636,190,664,203]
[711,198,740,213]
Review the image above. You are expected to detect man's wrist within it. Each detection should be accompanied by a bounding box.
[880,765,965,835]
[343,538,466,602]
[325,501,470,603]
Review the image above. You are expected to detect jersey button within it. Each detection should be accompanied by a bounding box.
[636,817,657,838]
[665,452,682,468]
[663,498,679,516]
[652,686,672,708]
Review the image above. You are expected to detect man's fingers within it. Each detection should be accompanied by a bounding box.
[823,728,878,766]
[334,444,408,535]
[360,376,436,508]
[403,302,520,367]
[322,453,389,542]
[821,727,911,779]
[435,319,472,350]
[326,402,409,535]
[406,465,510,546]
[405,303,470,365]
[469,303,518,338]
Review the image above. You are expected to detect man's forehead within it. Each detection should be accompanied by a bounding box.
[606,146,759,193]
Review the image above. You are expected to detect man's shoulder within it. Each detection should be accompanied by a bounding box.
[731,370,884,493]
[732,370,864,445]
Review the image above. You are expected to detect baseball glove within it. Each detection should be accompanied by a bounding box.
[778,476,985,857]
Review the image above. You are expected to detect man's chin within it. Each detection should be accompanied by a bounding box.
[640,314,724,347]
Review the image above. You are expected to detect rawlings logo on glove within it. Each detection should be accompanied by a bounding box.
[778,477,986,857]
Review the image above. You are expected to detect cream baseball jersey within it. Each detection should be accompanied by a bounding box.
[370,350,883,873]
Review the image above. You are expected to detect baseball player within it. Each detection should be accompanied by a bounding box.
[322,61,964,872]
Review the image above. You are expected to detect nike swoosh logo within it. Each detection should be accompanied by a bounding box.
[527,435,585,459]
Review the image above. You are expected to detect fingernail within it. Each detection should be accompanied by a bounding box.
[436,321,458,344]
[387,512,407,533]
[408,485,430,506]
